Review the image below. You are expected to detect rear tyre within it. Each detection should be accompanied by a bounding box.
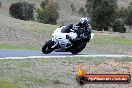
[42,40,55,54]
[70,42,87,54]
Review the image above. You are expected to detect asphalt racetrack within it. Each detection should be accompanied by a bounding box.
[0,50,131,59]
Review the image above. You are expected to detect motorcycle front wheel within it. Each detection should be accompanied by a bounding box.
[42,40,56,54]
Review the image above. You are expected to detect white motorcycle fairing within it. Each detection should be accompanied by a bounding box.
[52,26,77,48]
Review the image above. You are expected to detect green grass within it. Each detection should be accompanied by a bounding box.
[23,21,58,33]
[21,76,50,84]
[0,81,19,88]
[92,34,132,45]
[115,57,132,62]
[19,61,32,68]
[0,43,39,50]
[0,15,58,50]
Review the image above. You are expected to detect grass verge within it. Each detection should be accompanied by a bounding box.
[91,33,132,45]
[0,43,39,50]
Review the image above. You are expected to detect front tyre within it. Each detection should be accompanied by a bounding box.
[42,40,56,54]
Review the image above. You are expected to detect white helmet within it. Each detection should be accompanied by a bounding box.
[80,18,88,24]
[79,18,89,28]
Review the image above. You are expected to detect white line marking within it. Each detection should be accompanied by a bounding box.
[0,55,132,59]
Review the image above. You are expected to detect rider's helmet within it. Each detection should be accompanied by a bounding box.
[79,18,89,28]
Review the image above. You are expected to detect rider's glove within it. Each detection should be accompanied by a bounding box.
[66,35,70,39]
[83,35,90,42]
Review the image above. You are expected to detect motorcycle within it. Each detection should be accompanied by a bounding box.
[42,26,94,54]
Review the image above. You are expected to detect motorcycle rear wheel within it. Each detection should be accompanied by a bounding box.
[70,42,87,54]
[42,40,55,54]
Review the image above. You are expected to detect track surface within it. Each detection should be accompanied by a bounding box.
[0,50,131,59]
[0,50,73,58]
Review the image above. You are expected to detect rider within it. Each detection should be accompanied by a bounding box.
[64,18,92,44]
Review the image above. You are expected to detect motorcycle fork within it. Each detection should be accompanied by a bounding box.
[51,41,58,49]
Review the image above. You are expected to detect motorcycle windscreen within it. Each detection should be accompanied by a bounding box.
[61,26,72,33]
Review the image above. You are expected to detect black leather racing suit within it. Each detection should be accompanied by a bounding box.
[61,23,92,44]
